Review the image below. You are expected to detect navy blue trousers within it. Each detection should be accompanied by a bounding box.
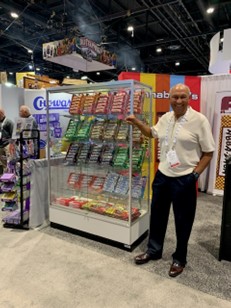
[147,170,197,265]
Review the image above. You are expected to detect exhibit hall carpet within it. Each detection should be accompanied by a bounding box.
[0,192,231,308]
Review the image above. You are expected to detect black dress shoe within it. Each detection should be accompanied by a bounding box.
[169,262,185,277]
[134,252,161,265]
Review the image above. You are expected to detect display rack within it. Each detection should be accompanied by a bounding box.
[46,80,152,248]
[2,129,40,229]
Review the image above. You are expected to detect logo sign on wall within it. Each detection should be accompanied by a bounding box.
[24,90,73,153]
[33,95,71,110]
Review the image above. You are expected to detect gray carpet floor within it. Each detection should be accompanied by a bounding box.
[1,192,231,307]
[40,192,231,302]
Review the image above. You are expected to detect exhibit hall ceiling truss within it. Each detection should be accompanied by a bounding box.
[0,0,230,82]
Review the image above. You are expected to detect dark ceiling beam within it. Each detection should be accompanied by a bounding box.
[139,0,208,69]
[196,0,215,30]
[42,0,75,12]
[162,2,208,66]
[85,1,179,26]
[0,1,48,27]
[0,31,43,51]
[133,31,217,49]
[178,0,202,33]
[143,54,194,64]
[223,5,231,23]
[167,3,208,58]
[0,23,79,50]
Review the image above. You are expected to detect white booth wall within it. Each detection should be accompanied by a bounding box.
[0,85,24,121]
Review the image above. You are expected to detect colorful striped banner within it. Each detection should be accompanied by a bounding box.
[118,72,201,112]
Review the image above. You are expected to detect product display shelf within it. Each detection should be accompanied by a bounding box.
[2,129,40,229]
[47,80,152,248]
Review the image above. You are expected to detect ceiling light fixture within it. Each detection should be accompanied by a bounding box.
[206,7,214,14]
[156,47,162,53]
[131,67,136,71]
[80,76,95,83]
[28,49,33,54]
[96,72,100,75]
[175,61,180,66]
[10,12,19,18]
[127,25,134,37]
[5,82,14,87]
[167,45,181,50]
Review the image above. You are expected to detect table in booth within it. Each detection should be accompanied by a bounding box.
[30,157,64,228]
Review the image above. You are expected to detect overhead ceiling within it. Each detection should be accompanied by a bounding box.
[0,0,230,83]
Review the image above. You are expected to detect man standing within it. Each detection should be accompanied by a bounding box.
[126,83,215,277]
[19,105,39,157]
[0,108,14,174]
[19,105,38,131]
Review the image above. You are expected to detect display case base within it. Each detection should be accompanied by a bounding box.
[50,222,148,251]
[50,205,149,249]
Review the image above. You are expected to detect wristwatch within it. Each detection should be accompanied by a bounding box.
[192,171,200,180]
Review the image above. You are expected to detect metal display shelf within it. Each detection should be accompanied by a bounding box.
[47,80,152,248]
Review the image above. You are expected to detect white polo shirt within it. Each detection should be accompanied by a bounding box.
[151,107,215,177]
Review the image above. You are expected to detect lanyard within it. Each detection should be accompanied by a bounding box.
[165,108,189,150]
[0,117,6,132]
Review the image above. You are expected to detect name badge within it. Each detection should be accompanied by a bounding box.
[166,150,181,168]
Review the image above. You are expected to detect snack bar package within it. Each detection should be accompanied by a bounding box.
[69,94,85,115]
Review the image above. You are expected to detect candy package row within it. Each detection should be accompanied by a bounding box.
[102,172,146,198]
[64,118,144,143]
[65,143,146,169]
[67,172,105,192]
[112,146,145,169]
[66,171,147,199]
[55,195,141,222]
[68,90,145,115]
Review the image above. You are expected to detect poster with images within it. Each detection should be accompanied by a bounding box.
[12,117,34,139]
[208,91,231,196]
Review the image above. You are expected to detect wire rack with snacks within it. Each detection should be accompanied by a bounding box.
[1,129,40,229]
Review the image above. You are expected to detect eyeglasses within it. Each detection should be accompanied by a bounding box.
[171,95,188,100]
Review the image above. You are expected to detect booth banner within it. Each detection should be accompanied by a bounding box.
[118,72,201,112]
[208,91,231,196]
[16,72,35,88]
[43,36,117,67]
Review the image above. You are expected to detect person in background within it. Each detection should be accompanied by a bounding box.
[19,105,38,130]
[0,108,14,174]
[126,83,215,277]
[19,105,39,157]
